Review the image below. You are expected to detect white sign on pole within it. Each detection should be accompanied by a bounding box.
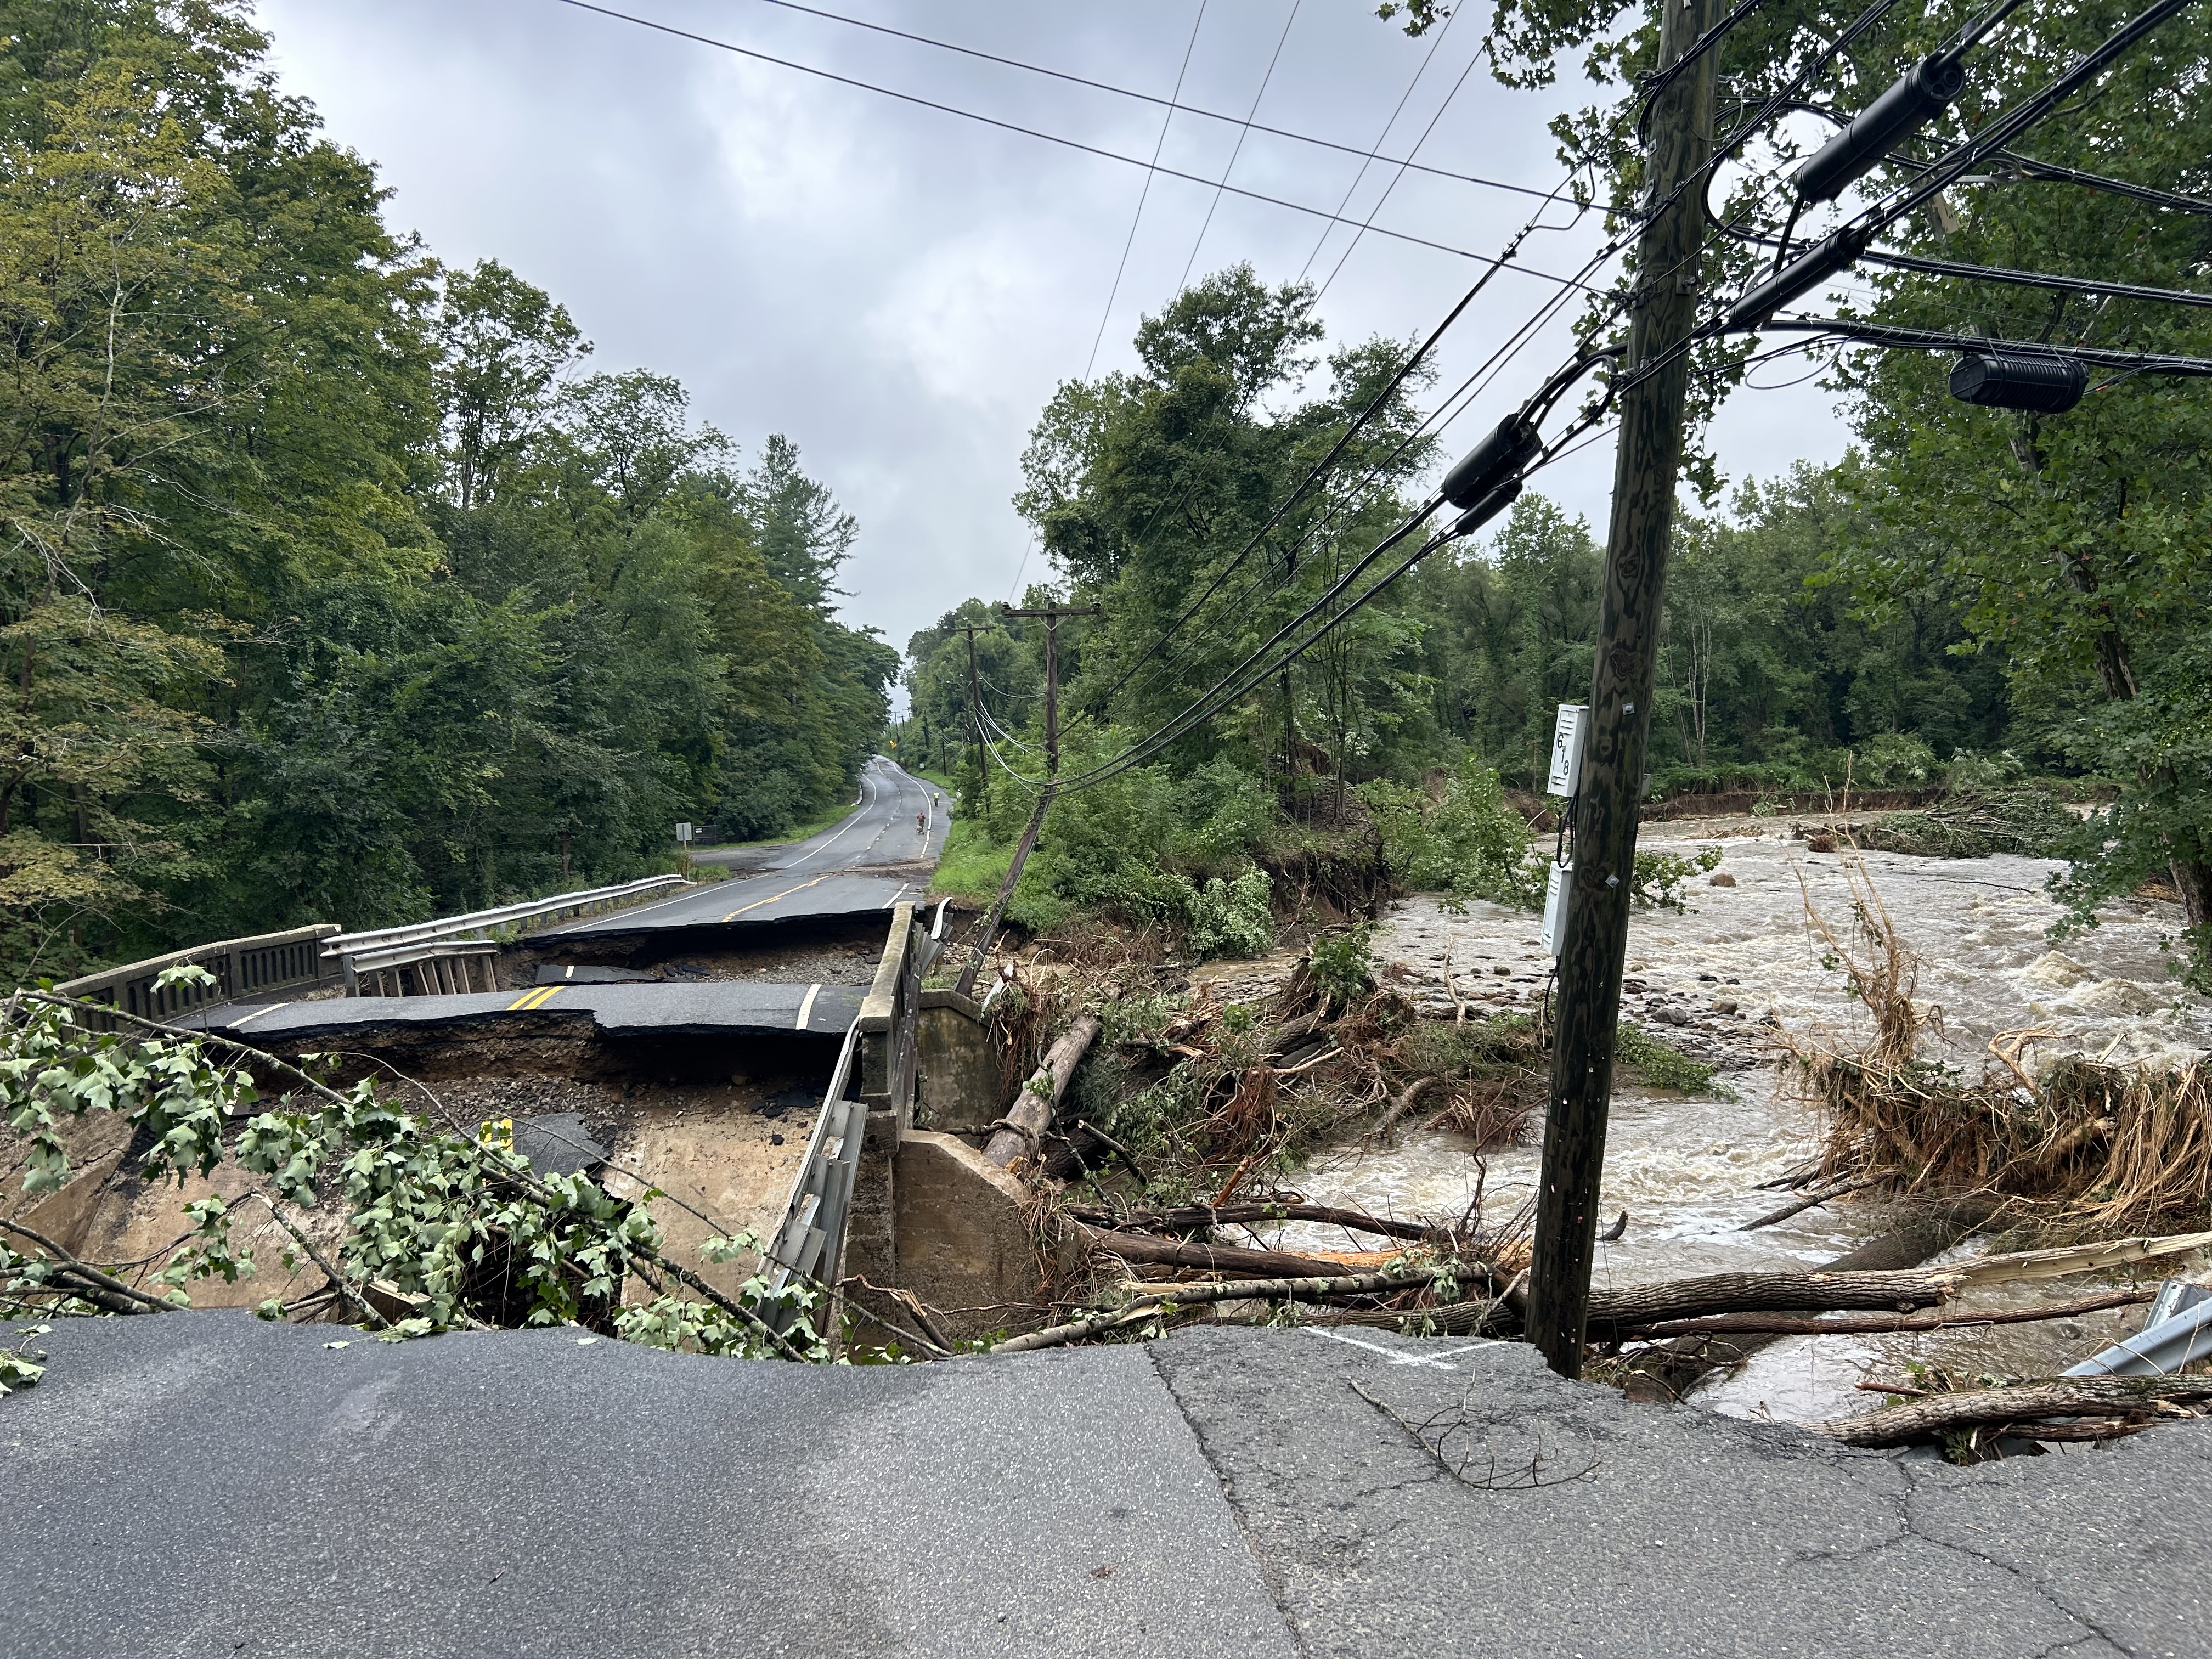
[1546,704,1588,798]
[675,822,693,844]
[1541,861,1573,958]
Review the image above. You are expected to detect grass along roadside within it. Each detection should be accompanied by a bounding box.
[929,816,1015,906]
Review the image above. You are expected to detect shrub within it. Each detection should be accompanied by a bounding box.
[1307,924,1375,1007]
[1186,866,1274,960]
[1363,755,1542,908]
[1615,1023,1718,1093]
[1631,845,1722,909]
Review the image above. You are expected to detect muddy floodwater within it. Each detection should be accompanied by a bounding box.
[1278,818,2212,1424]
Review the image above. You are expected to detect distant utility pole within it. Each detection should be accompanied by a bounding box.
[1000,600,1101,778]
[1527,0,1720,1380]
[951,600,1099,998]
[953,622,990,816]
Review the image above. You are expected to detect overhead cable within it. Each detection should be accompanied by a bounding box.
[1177,0,1302,296]
[729,0,1568,204]
[1756,317,2212,375]
[1085,1,1209,379]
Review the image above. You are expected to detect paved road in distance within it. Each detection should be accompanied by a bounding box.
[537,755,949,941]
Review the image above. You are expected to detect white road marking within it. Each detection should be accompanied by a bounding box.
[229,1002,290,1030]
[781,766,880,869]
[1300,1327,1503,1369]
[795,983,821,1030]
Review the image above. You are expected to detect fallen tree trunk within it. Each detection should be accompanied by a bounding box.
[1621,1286,2152,1342]
[1585,1271,1954,1336]
[985,1012,1103,1171]
[1812,1375,2212,1448]
[1620,1196,2002,1393]
[1594,1226,2211,1346]
[1080,1227,1387,1279]
[991,1265,1455,1354]
[1064,1201,1441,1245]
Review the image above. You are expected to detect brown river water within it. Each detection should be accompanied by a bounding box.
[1267,819,2212,1424]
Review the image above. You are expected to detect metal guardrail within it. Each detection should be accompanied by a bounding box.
[762,901,922,1335]
[2064,1280,2212,1377]
[53,924,341,1030]
[320,876,691,994]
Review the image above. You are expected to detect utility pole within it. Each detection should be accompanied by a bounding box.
[953,622,990,817]
[1000,600,1100,778]
[952,599,1100,998]
[1527,0,1719,1380]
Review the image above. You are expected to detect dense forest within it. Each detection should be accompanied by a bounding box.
[0,1,895,981]
[900,0,2212,984]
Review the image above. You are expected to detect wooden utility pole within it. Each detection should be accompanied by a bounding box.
[1000,600,1099,778]
[953,622,990,816]
[1527,0,1719,1380]
[950,600,1100,998]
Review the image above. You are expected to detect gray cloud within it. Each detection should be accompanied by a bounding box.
[261,0,1848,673]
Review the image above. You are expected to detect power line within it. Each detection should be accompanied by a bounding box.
[1176,0,1302,297]
[730,0,1569,205]
[1296,0,1459,285]
[1757,316,2212,375]
[1313,35,1485,304]
[1086,1,1210,381]
[1859,250,2212,310]
[554,1,1604,277]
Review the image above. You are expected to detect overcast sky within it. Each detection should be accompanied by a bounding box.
[259,0,1849,674]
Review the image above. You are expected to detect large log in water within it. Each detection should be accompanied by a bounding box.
[1583,1269,1953,1338]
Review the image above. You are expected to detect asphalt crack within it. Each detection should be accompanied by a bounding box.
[1146,1344,1315,1659]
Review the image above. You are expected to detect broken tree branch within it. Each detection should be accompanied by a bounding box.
[1064,1201,1442,1245]
[1812,1375,2212,1447]
[1369,1075,1439,1144]
[0,1215,172,1313]
[1740,1175,1884,1232]
[991,1265,1454,1354]
[1621,1286,2153,1342]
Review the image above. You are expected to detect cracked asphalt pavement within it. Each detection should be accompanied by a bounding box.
[4,1314,2204,1658]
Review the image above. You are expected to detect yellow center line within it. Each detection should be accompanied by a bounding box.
[506,985,565,1011]
[723,871,837,923]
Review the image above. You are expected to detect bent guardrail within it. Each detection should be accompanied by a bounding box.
[761,900,922,1338]
[53,924,342,1030]
[320,875,691,993]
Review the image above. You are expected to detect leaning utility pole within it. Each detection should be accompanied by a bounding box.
[1527,0,1719,1379]
[951,599,1100,998]
[1000,600,1101,777]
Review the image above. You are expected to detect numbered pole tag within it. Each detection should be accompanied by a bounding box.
[1542,861,1573,958]
[1547,704,1587,798]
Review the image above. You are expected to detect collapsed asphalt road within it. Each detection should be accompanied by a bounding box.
[5,1315,2202,1659]
[194,978,867,1043]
